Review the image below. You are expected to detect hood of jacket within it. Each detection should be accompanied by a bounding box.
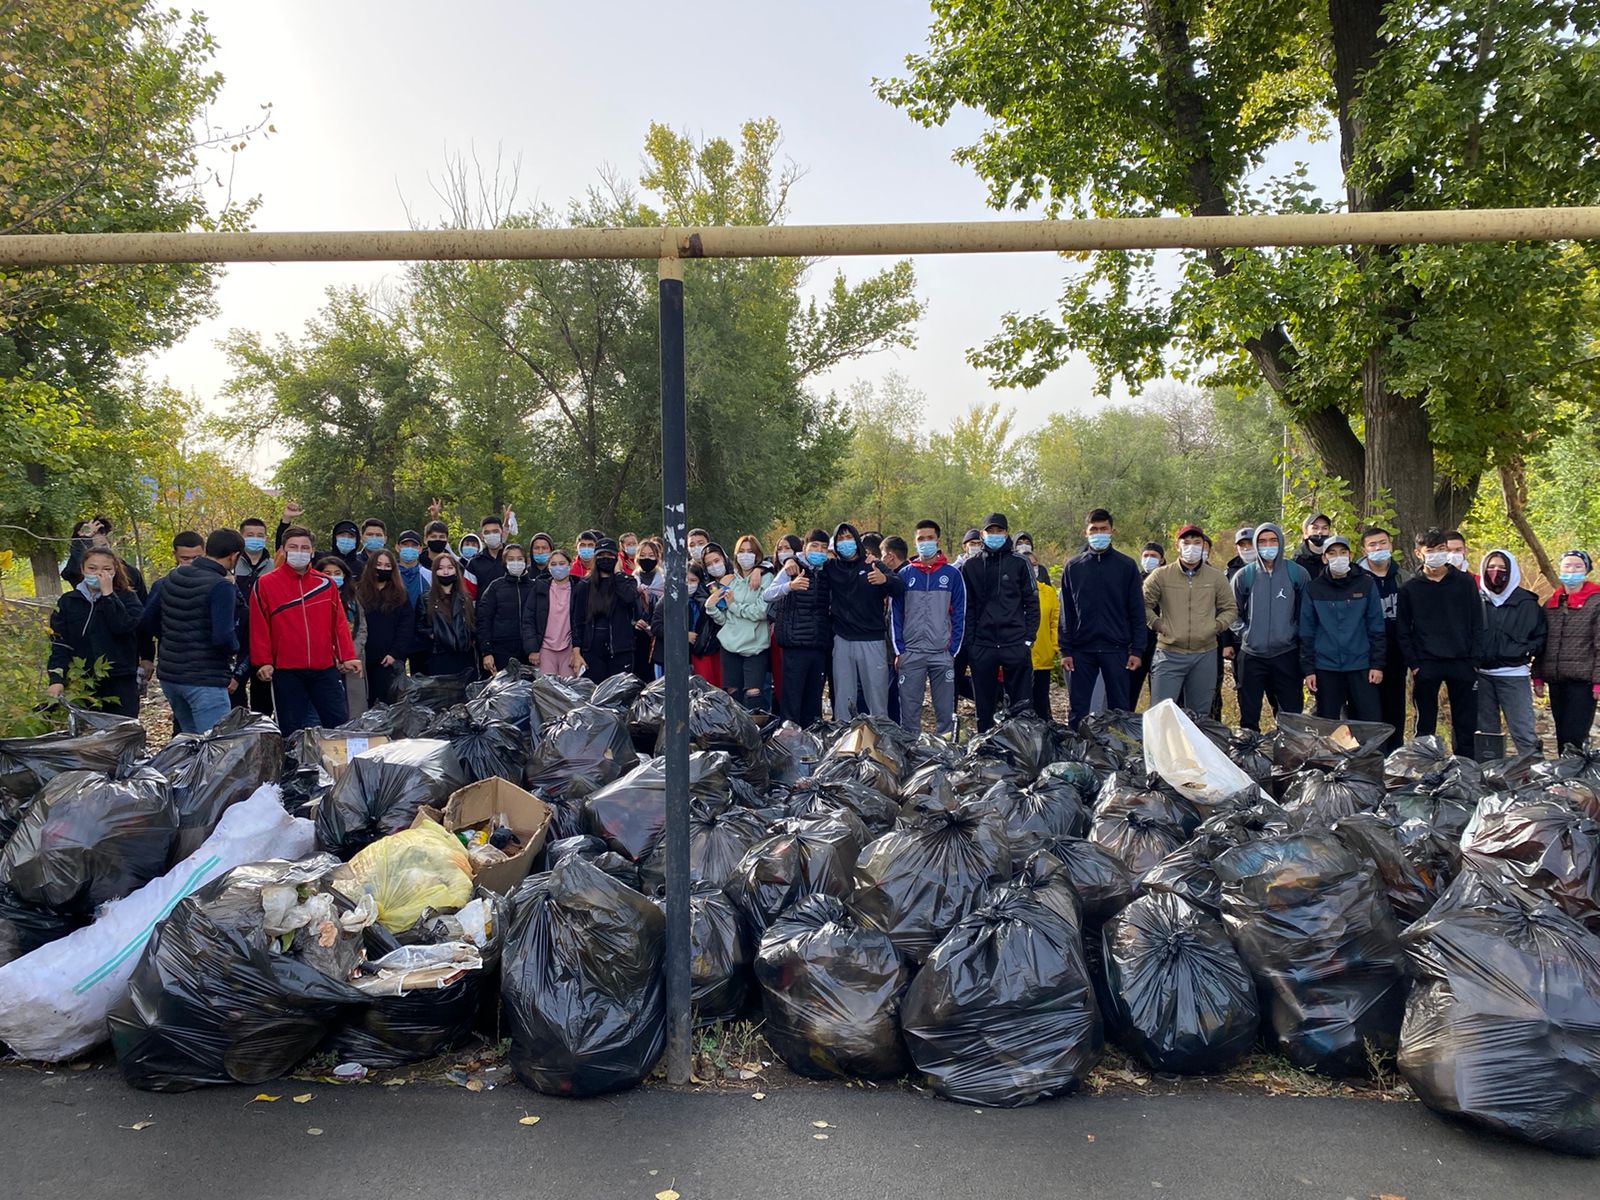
[1546,579,1600,610]
[832,522,862,559]
[1479,548,1522,607]
[331,519,359,540]
[910,551,949,573]
[1254,522,1287,564]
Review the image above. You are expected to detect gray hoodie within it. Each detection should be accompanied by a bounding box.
[1230,522,1310,658]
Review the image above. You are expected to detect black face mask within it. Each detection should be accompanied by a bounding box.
[595,555,618,574]
[427,539,448,554]
[437,574,456,586]
[637,557,658,574]
[375,567,394,579]
[1307,535,1327,548]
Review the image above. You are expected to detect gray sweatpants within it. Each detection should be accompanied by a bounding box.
[833,637,890,720]
[898,649,956,737]
[1477,671,1540,757]
[1150,647,1219,712]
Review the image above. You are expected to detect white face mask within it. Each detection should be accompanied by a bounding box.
[778,549,795,563]
[736,551,757,571]
[1016,542,1032,555]
[1141,555,1160,572]
[1239,547,1258,564]
[1447,551,1466,570]
[505,559,527,577]
[689,544,705,562]
[483,532,502,549]
[703,558,725,577]
[1424,550,1449,569]
[1327,555,1352,577]
[286,550,312,570]
[1179,544,1203,565]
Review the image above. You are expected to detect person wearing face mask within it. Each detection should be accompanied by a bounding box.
[687,528,711,568]
[631,537,666,683]
[1294,513,1333,579]
[1533,550,1600,752]
[572,537,645,682]
[394,530,433,607]
[1444,531,1474,582]
[62,518,152,685]
[47,546,146,718]
[1058,508,1144,728]
[766,535,803,701]
[1225,527,1257,579]
[355,518,388,573]
[455,534,483,601]
[249,526,359,737]
[522,549,579,675]
[1397,528,1485,756]
[1476,549,1545,758]
[1297,535,1385,722]
[704,534,773,710]
[956,528,984,567]
[466,514,509,591]
[235,517,276,598]
[475,543,534,673]
[1356,525,1408,750]
[891,519,966,737]
[569,530,600,580]
[525,532,555,581]
[1230,522,1311,731]
[137,529,244,732]
[958,513,1038,732]
[1130,541,1166,705]
[619,533,639,575]
[1143,525,1236,712]
[412,551,476,677]
[421,519,452,571]
[322,519,360,578]
[1015,532,1050,586]
[316,554,367,714]
[764,529,833,725]
[824,521,905,719]
[356,548,413,708]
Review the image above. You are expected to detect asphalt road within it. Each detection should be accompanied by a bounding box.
[0,1065,1592,1200]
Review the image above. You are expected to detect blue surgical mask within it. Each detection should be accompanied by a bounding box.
[83,574,102,591]
[1141,555,1160,572]
[983,533,1007,550]
[835,539,857,558]
[459,544,479,560]
[333,535,355,554]
[806,550,828,568]
[577,546,595,562]
[1087,533,1112,552]
[1259,544,1280,562]
[1560,571,1587,589]
[533,551,550,565]
[916,540,938,559]
[398,546,420,565]
[245,536,267,554]
[550,563,571,581]
[1367,548,1391,564]
[364,536,384,552]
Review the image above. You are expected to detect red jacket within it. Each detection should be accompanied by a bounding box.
[249,566,356,671]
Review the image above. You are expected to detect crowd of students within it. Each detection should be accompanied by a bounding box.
[45,505,1600,754]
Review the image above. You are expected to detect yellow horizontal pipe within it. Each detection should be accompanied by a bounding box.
[1,208,1598,266]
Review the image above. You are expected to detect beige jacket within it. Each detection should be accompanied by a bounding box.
[1143,561,1237,654]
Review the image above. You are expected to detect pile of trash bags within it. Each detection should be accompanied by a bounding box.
[13,670,1600,1155]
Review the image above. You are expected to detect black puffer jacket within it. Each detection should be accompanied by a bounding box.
[476,572,534,661]
[522,576,578,658]
[823,522,903,641]
[960,534,1040,651]
[573,573,644,659]
[414,587,475,657]
[48,588,144,683]
[772,563,831,649]
[1479,587,1546,671]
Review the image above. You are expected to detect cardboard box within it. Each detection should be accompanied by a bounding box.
[315,731,392,780]
[443,776,552,895]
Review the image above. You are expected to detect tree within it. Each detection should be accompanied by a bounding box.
[1,0,266,594]
[825,374,924,533]
[880,0,1600,549]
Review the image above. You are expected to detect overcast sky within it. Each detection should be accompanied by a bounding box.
[149,1,1334,477]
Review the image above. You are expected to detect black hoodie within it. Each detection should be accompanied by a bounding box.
[822,521,904,641]
[960,532,1039,651]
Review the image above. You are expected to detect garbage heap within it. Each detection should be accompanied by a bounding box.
[1,675,1597,1157]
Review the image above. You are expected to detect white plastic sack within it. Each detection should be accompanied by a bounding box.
[1142,700,1260,805]
[0,784,313,1061]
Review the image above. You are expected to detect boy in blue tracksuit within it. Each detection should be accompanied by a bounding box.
[1298,534,1387,722]
[892,519,967,737]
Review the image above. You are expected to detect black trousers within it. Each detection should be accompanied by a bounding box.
[1031,665,1053,720]
[272,667,348,738]
[1237,650,1304,731]
[779,645,828,728]
[970,643,1033,732]
[1313,669,1381,723]
[94,674,141,719]
[583,647,633,684]
[1069,650,1132,727]
[1413,660,1477,756]
[953,645,974,700]
[1376,645,1408,752]
[365,657,403,708]
[1549,680,1598,752]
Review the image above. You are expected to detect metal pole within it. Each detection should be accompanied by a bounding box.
[657,256,692,1085]
[5,206,1600,266]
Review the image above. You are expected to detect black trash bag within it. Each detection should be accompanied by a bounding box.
[324,891,508,1068]
[968,710,1057,779]
[339,698,438,739]
[1,767,176,915]
[1013,848,1086,928]
[1226,730,1276,786]
[315,739,470,859]
[582,751,733,863]
[393,668,476,710]
[1480,752,1544,794]
[526,671,596,732]
[1089,776,1197,878]
[727,813,868,942]
[540,834,640,887]
[1329,811,1445,923]
[901,885,1104,1106]
[150,708,282,862]
[525,704,640,801]
[589,671,644,713]
[1535,778,1600,821]
[1196,795,1295,844]
[755,893,910,1080]
[849,795,1011,964]
[809,752,901,802]
[1214,833,1408,1076]
[1382,736,1482,788]
[626,676,671,755]
[1078,710,1144,760]
[949,753,1034,794]
[279,762,332,821]
[108,856,372,1091]
[1281,764,1385,827]
[1399,865,1600,1156]
[1136,833,1231,912]
[652,882,752,1027]
[424,705,529,785]
[0,704,146,815]
[1098,771,1202,835]
[1043,836,1136,925]
[638,799,769,895]
[1036,759,1103,805]
[1380,769,1484,863]
[997,778,1090,867]
[907,732,960,772]
[1101,892,1259,1075]
[1184,711,1236,752]
[1268,713,1393,784]
[501,856,665,1096]
[763,720,824,785]
[797,777,901,836]
[1460,792,1600,931]
[1532,744,1600,787]
[465,663,539,734]
[0,883,90,966]
[900,763,958,809]
[674,686,767,786]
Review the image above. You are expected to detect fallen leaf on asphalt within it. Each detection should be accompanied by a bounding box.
[292,1094,313,1104]
[811,1120,829,1128]
[1086,1135,1095,1143]
[656,1190,680,1200]
[306,1128,323,1136]
[381,1079,406,1087]
[251,1094,280,1103]
[751,1092,765,1101]
[124,1121,155,1131]
[518,1116,541,1126]
[465,1079,485,1093]
[1372,1194,1408,1200]
[813,1133,830,1141]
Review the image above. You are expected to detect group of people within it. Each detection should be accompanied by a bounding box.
[44,504,1600,755]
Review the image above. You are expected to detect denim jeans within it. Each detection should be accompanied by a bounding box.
[161,681,233,735]
[1477,672,1539,757]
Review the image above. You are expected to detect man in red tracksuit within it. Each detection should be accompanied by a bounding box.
[250,525,361,736]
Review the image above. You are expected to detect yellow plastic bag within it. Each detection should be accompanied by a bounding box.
[349,821,473,933]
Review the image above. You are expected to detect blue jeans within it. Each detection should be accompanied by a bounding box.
[161,681,233,734]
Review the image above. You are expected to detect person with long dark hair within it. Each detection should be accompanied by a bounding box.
[47,545,145,717]
[572,537,644,682]
[317,553,367,714]
[414,550,476,676]
[356,547,412,707]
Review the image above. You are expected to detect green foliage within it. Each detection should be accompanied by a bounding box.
[0,603,105,738]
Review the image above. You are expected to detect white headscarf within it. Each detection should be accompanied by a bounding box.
[1479,548,1521,607]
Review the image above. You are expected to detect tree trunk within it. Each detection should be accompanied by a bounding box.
[1499,458,1558,587]
[1362,349,1435,553]
[30,548,62,599]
